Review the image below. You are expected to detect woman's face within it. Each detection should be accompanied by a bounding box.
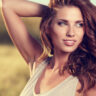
[49,6,84,53]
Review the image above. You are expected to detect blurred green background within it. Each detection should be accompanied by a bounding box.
[0,7,41,96]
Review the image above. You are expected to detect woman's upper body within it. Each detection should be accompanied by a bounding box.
[20,57,83,96]
[1,0,96,96]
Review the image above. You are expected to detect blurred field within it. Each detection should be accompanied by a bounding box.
[0,45,30,96]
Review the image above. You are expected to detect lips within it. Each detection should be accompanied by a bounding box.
[63,40,76,46]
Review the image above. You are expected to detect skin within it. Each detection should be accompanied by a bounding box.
[35,6,84,95]
[48,6,84,70]
[2,0,48,65]
[2,0,96,96]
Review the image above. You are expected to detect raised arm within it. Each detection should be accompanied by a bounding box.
[1,0,49,67]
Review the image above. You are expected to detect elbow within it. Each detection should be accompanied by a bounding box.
[2,0,12,10]
[2,0,8,9]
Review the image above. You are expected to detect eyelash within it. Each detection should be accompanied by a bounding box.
[76,23,84,27]
[57,22,67,26]
[57,21,84,27]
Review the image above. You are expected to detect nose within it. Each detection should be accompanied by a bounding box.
[66,25,75,37]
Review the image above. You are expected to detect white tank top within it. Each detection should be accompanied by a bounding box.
[20,58,79,96]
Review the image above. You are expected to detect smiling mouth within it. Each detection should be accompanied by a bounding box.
[63,40,76,46]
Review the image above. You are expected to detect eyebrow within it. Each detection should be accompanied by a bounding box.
[75,21,84,23]
[57,19,84,23]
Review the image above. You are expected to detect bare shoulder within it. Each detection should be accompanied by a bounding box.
[28,56,41,77]
[84,86,96,96]
[28,56,48,77]
[75,80,96,96]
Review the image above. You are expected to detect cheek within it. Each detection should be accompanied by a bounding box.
[77,30,85,43]
[50,28,62,41]
[50,23,65,38]
[48,27,61,47]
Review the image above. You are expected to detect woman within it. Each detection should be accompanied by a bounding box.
[2,0,96,96]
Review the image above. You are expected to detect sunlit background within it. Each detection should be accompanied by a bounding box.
[0,0,96,96]
[0,0,96,6]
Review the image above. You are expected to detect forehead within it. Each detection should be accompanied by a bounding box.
[54,6,83,21]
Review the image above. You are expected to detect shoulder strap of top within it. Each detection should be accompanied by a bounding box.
[29,57,51,78]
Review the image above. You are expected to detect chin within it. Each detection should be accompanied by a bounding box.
[61,46,78,53]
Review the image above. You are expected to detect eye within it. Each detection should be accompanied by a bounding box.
[57,21,67,26]
[76,23,84,27]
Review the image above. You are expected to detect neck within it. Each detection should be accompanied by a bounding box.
[50,49,70,71]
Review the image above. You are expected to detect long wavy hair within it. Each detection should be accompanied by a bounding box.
[39,0,96,93]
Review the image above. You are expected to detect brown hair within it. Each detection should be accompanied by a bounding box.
[39,0,96,93]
